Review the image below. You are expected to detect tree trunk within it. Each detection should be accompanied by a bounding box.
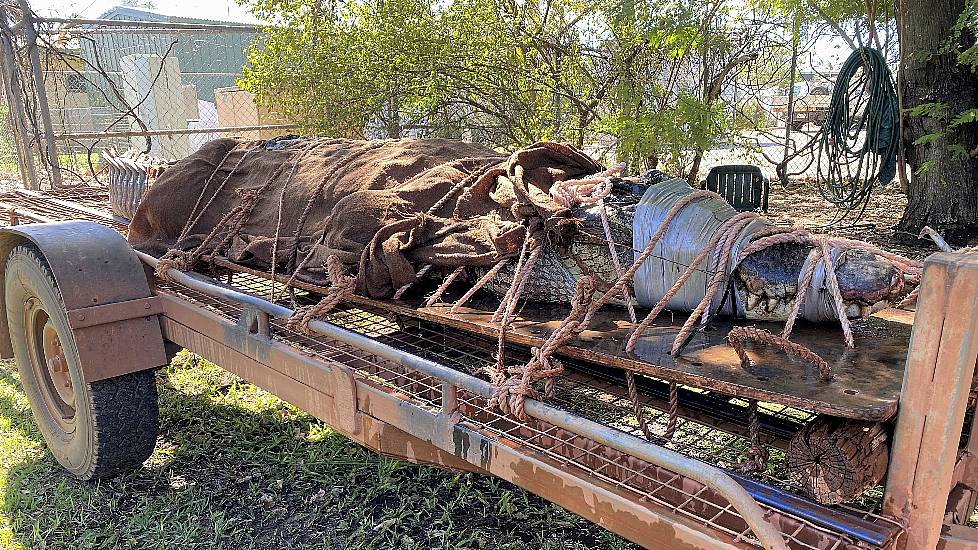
[897,0,978,242]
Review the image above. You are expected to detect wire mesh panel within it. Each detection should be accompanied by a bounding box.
[0,91,21,188]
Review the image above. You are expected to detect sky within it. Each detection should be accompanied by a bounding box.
[27,0,264,24]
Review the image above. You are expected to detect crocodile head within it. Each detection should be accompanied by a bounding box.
[734,244,905,321]
[565,171,906,322]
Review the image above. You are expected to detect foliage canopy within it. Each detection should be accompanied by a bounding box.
[240,0,798,174]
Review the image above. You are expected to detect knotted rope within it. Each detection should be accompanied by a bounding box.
[737,400,770,474]
[548,163,625,209]
[625,210,759,353]
[490,276,596,420]
[156,187,265,280]
[285,255,357,334]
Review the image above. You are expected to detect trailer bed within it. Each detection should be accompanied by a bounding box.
[0,186,915,549]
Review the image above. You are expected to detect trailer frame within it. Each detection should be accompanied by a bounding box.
[0,192,976,549]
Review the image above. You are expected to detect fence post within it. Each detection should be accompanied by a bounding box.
[0,14,39,190]
[17,0,63,188]
[779,14,799,186]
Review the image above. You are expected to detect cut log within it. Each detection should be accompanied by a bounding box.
[786,417,889,505]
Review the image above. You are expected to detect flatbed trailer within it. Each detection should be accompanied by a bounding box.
[0,188,976,549]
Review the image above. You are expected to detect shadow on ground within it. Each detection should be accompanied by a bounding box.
[0,355,635,550]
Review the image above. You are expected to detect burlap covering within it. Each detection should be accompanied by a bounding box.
[128,137,602,297]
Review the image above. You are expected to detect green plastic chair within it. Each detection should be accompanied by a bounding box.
[700,165,770,212]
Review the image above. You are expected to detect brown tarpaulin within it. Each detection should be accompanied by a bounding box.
[128,137,602,297]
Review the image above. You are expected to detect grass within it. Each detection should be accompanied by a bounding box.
[0,352,636,550]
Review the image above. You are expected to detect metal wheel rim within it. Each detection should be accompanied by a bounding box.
[24,296,76,433]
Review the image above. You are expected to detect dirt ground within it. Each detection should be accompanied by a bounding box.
[766,180,941,261]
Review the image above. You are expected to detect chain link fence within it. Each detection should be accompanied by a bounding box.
[0,0,896,208]
[0,2,298,189]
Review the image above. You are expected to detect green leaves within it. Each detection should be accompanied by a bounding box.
[906,102,950,120]
[238,0,792,171]
[950,108,978,128]
[912,132,944,146]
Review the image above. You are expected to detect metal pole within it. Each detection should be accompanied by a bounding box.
[0,14,39,189]
[36,17,260,33]
[0,36,32,189]
[17,0,63,188]
[780,14,800,186]
[54,123,300,141]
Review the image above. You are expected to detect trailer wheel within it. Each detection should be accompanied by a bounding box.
[4,245,159,480]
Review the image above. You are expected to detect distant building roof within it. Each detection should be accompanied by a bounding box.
[96,5,254,27]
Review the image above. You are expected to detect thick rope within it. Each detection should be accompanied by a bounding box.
[451,259,508,313]
[669,215,759,354]
[269,142,324,301]
[486,190,718,417]
[491,276,596,420]
[598,202,637,323]
[595,200,655,441]
[782,248,823,340]
[817,238,854,348]
[491,236,544,379]
[896,245,976,309]
[157,142,312,282]
[155,191,260,280]
[581,190,722,328]
[426,159,500,216]
[626,211,758,353]
[425,266,466,307]
[549,163,624,208]
[285,255,357,334]
[737,400,770,474]
[284,142,390,274]
[492,228,543,324]
[665,382,679,439]
[727,326,833,380]
[624,371,654,440]
[896,286,920,309]
[175,146,255,243]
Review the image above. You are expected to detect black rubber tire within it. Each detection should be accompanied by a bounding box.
[5,244,159,480]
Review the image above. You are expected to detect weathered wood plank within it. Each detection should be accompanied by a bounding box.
[884,253,978,550]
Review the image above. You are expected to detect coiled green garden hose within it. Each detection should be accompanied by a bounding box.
[816,47,899,219]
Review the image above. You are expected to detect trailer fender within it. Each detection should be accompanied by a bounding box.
[0,221,167,381]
